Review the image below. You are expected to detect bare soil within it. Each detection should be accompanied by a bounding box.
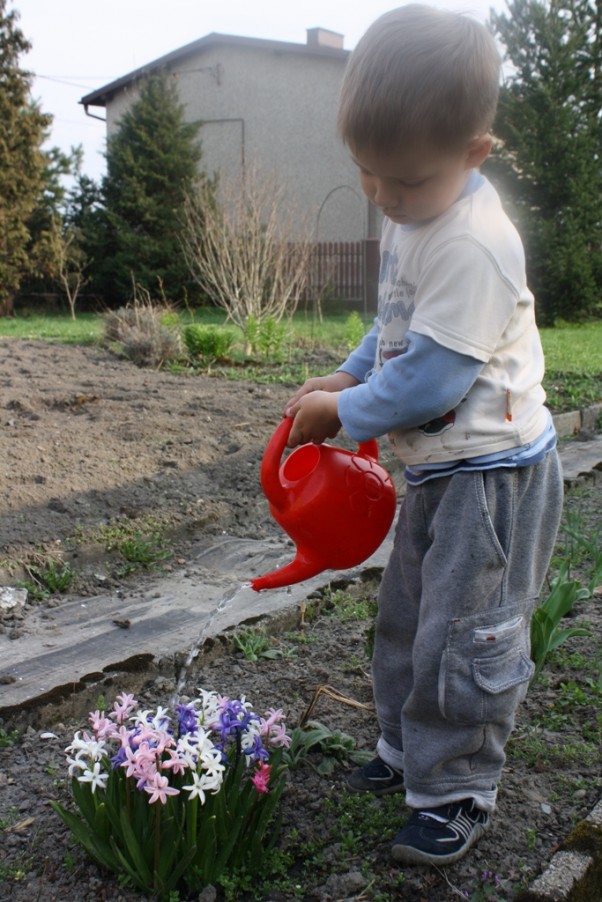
[0,338,600,901]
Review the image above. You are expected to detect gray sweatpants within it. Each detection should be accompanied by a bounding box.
[373,450,563,812]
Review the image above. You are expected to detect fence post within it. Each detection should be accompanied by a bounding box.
[363,239,380,315]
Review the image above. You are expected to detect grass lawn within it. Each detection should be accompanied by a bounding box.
[1,309,601,414]
[539,321,602,372]
[0,311,102,344]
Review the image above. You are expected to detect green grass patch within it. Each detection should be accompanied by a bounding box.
[0,312,103,344]
[539,321,602,372]
[540,321,602,413]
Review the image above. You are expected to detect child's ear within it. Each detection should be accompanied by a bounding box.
[465,134,492,169]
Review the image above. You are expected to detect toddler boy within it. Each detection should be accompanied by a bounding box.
[284,4,563,865]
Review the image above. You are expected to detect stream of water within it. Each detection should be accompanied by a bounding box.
[170,581,255,706]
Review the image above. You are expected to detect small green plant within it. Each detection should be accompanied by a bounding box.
[0,726,20,748]
[463,868,509,901]
[344,310,366,350]
[182,323,235,367]
[244,315,290,360]
[233,628,295,661]
[285,720,371,775]
[328,587,377,623]
[233,628,273,661]
[21,558,74,598]
[526,827,538,850]
[0,860,27,883]
[38,559,74,593]
[0,806,19,830]
[116,533,171,571]
[530,560,593,680]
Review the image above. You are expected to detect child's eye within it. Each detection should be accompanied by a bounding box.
[399,179,427,188]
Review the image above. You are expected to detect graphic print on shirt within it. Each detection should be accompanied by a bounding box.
[378,243,461,439]
[419,408,457,436]
[377,247,417,369]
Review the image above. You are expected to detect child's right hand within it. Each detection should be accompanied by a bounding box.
[283,372,359,418]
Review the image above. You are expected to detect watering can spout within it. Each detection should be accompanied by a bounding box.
[250,550,323,592]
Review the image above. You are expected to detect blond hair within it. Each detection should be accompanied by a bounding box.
[338,4,500,152]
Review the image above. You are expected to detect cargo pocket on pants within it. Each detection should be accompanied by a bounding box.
[438,609,535,726]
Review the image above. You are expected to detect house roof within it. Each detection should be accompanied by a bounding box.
[80,31,349,109]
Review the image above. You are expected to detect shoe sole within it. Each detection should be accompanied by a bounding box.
[391,820,489,866]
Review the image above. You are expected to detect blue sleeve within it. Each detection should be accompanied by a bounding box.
[338,331,484,442]
[336,323,378,383]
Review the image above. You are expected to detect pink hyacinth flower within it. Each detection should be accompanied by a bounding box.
[251,762,271,794]
[143,772,180,805]
[113,692,137,724]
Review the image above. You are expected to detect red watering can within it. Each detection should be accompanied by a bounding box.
[250,417,397,591]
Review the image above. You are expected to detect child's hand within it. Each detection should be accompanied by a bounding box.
[284,372,359,418]
[286,391,342,447]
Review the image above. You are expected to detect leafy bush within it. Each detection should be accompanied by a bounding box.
[182,323,235,366]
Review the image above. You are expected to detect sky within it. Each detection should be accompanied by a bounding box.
[16,0,505,184]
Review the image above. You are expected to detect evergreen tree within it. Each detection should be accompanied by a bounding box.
[0,0,52,315]
[93,71,206,304]
[488,0,602,323]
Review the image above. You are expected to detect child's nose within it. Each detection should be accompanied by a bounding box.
[372,178,400,209]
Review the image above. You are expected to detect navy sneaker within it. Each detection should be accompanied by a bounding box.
[347,756,404,796]
[391,798,490,865]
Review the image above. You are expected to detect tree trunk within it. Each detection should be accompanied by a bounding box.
[0,296,15,317]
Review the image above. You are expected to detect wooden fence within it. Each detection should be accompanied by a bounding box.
[302,239,380,311]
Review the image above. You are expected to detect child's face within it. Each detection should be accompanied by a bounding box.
[352,138,491,225]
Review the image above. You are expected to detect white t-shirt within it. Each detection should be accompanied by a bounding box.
[374,175,548,465]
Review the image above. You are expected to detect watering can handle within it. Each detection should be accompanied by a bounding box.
[260,417,379,511]
[259,418,292,510]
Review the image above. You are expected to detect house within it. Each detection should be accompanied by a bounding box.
[80,28,380,244]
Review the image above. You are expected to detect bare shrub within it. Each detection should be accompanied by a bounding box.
[55,226,90,321]
[181,171,312,349]
[103,284,181,368]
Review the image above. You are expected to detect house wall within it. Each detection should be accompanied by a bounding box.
[104,42,375,242]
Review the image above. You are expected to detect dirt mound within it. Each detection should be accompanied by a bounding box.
[1,339,295,575]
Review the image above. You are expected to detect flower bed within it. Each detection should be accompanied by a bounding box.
[52,690,290,898]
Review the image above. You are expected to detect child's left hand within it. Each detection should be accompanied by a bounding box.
[286,391,341,447]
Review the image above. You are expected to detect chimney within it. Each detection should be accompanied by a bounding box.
[306,27,344,50]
